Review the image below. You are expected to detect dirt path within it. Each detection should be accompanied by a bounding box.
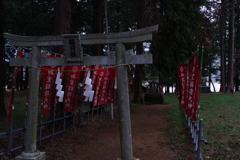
[40,103,193,160]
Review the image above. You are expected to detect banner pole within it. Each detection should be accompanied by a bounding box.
[197,46,204,120]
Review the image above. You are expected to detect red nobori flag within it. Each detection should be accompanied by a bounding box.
[93,68,105,106]
[6,50,23,123]
[41,66,58,116]
[191,56,202,121]
[41,54,58,116]
[178,64,187,108]
[64,65,82,112]
[107,68,116,104]
[98,68,116,105]
[183,65,189,108]
[98,69,109,105]
[91,65,101,88]
[191,66,201,121]
[186,52,198,116]
[40,54,55,80]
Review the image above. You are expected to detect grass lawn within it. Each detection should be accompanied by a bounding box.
[167,92,240,159]
[2,91,240,159]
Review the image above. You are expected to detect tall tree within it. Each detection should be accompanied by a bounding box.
[226,0,235,94]
[54,0,71,53]
[92,0,104,56]
[133,0,154,103]
[4,0,55,36]
[53,0,71,115]
[133,0,145,103]
[151,0,205,90]
[234,0,240,91]
[0,0,7,117]
[219,0,226,92]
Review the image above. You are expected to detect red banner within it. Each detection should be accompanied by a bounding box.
[41,65,58,115]
[40,55,58,116]
[98,68,116,105]
[98,69,108,105]
[186,52,198,116]
[178,64,187,109]
[64,65,82,112]
[107,68,116,104]
[191,66,201,121]
[93,68,105,106]
[92,65,101,88]
[40,54,55,83]
[6,50,23,123]
[184,66,189,108]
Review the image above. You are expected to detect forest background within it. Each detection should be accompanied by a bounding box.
[0,0,238,117]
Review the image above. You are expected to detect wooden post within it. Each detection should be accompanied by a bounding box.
[116,43,133,159]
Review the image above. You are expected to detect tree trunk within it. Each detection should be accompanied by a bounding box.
[209,54,212,87]
[92,0,103,56]
[235,2,240,92]
[226,0,235,94]
[0,0,7,117]
[53,0,71,115]
[133,0,146,103]
[165,86,170,93]
[220,0,226,92]
[53,0,71,54]
[210,79,216,92]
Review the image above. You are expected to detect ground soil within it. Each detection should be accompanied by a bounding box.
[39,103,194,160]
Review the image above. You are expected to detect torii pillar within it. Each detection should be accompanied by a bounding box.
[4,24,158,160]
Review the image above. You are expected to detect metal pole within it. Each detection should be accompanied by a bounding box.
[111,103,114,120]
[7,116,14,159]
[116,43,133,160]
[39,118,42,145]
[52,113,56,139]
[197,119,203,160]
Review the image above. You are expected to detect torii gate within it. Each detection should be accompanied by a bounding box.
[4,25,158,160]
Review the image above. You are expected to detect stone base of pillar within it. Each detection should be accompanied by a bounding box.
[15,151,45,160]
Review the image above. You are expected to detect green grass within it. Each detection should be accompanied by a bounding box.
[167,103,192,159]
[167,92,240,159]
[1,90,28,131]
[200,92,240,159]
[164,93,179,104]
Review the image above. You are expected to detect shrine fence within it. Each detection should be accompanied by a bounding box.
[0,103,117,159]
[182,109,208,160]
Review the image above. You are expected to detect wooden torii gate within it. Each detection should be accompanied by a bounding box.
[4,25,158,160]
